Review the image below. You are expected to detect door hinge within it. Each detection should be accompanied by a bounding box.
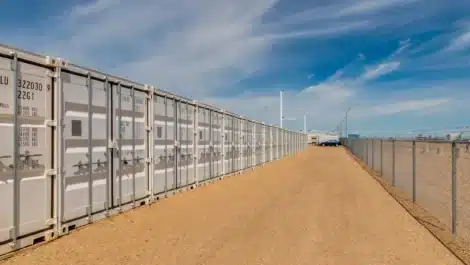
[45,120,57,127]
[45,218,56,226]
[45,169,57,177]
[108,140,118,149]
[45,70,59,78]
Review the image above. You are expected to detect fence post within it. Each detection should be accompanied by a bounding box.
[412,140,416,202]
[366,140,369,166]
[451,141,457,236]
[380,139,383,176]
[371,139,375,171]
[392,139,396,187]
[364,140,367,162]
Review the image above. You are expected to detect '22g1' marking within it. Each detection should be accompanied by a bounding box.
[17,91,34,100]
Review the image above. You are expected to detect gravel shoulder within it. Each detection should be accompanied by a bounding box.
[1,147,463,265]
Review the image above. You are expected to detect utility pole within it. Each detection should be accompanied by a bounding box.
[339,120,343,137]
[345,107,352,138]
[280,90,283,128]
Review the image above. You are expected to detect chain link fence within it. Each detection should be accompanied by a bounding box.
[344,138,470,244]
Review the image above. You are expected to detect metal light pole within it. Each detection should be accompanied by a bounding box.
[340,120,343,137]
[345,107,351,138]
[280,90,283,128]
[345,104,359,138]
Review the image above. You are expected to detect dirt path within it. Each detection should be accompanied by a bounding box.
[1,147,463,265]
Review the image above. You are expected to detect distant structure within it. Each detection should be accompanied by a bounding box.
[307,130,339,145]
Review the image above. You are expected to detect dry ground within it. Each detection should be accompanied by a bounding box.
[0,147,463,265]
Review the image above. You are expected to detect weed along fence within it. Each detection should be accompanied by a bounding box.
[344,138,470,245]
[0,44,308,256]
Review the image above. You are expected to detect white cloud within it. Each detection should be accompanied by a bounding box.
[69,0,117,17]
[445,31,470,52]
[4,0,463,134]
[389,38,411,58]
[364,98,451,116]
[359,61,401,81]
[23,0,394,99]
[356,39,410,81]
[274,0,418,27]
[337,0,418,17]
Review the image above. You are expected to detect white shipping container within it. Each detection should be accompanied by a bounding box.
[0,44,307,256]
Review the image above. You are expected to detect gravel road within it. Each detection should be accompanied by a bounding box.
[1,147,463,265]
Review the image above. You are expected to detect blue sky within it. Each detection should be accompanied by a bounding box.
[2,0,470,137]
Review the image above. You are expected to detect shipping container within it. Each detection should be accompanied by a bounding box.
[0,44,307,256]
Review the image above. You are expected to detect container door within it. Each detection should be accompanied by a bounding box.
[255,124,261,165]
[234,118,240,171]
[176,101,186,188]
[165,98,177,191]
[270,127,273,161]
[229,117,234,172]
[264,126,269,162]
[187,104,195,185]
[249,122,254,167]
[113,85,148,208]
[209,110,214,179]
[152,94,166,194]
[0,57,53,242]
[62,73,109,221]
[225,116,228,174]
[232,117,236,172]
[246,121,250,168]
[132,89,148,200]
[212,112,222,178]
[197,108,207,181]
[241,120,245,170]
[224,115,230,174]
[246,122,249,167]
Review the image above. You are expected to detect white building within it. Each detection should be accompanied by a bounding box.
[307,131,339,145]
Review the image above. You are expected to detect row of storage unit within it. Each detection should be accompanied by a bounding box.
[0,44,308,256]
